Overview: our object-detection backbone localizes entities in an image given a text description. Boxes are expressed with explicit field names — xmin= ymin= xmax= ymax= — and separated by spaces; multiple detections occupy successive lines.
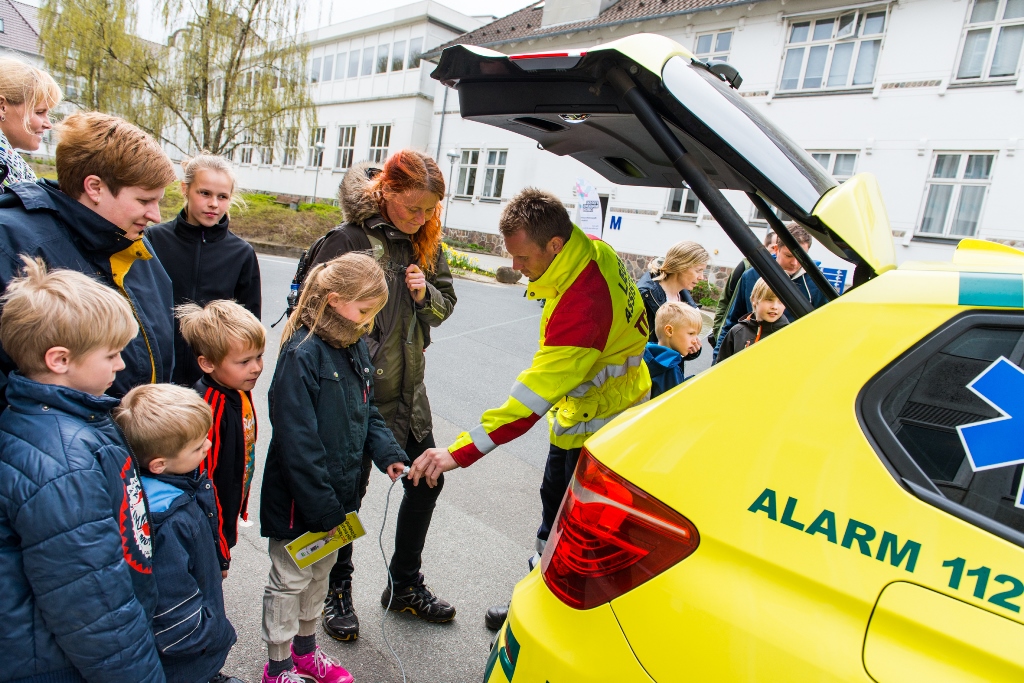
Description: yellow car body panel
xmin=813 ymin=174 xmax=898 ymax=276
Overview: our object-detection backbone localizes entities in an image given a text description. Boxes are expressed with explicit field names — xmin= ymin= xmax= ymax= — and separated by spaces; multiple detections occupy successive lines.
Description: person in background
xmin=148 ymin=154 xmax=261 ymax=386
xmin=116 ymin=384 xmax=243 ymax=683
xmin=714 ymin=278 xmax=788 ymax=364
xmin=709 ymin=230 xmax=777 ymax=347
xmin=644 ymin=301 xmax=704 ymax=398
xmin=177 ymin=299 xmax=265 ymax=577
xmin=0 ymin=58 xmax=61 ymax=187
xmin=0 ymin=111 xmax=177 ymax=403
xmin=636 ymin=240 xmax=709 ymax=345
xmin=0 ymin=258 xmax=163 ymax=683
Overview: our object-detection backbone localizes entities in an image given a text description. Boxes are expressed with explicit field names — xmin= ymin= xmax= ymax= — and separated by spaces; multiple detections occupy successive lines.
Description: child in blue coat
xmin=644 ymin=301 xmax=704 ymax=398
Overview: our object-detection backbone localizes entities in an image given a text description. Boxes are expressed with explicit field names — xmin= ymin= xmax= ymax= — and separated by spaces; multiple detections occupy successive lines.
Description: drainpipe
xmin=434 ymin=86 xmax=449 ymax=162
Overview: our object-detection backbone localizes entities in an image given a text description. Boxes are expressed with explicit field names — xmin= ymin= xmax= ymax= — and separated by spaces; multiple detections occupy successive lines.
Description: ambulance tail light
xmin=541 ymin=448 xmax=699 ymax=610
xmin=509 ymin=51 xmax=585 ymax=71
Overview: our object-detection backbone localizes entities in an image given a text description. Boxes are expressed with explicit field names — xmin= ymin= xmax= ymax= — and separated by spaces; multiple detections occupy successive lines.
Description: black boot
xmin=381 ymin=574 xmax=456 ymax=623
xmin=485 ymin=604 xmax=509 ymax=631
xmin=322 ymin=580 xmax=359 ymax=641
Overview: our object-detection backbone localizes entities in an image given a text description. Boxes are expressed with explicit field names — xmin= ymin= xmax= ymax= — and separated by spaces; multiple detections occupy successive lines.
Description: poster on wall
xmin=575 ymin=178 xmax=603 ymax=238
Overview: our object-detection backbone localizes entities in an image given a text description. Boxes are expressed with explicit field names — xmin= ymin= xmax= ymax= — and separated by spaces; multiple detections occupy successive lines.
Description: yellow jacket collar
xmin=109 ymin=240 xmax=154 ymax=289
xmin=526 ymin=225 xmax=596 ymax=300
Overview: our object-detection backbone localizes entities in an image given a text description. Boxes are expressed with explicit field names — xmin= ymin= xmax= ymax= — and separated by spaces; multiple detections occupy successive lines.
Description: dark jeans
xmin=536 ymin=444 xmax=582 ymax=542
xmin=329 ymin=431 xmax=444 ymax=589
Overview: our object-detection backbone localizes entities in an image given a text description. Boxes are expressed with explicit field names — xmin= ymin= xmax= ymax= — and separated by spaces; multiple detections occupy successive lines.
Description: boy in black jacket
xmin=178 ymin=300 xmax=265 ymax=575
xmin=116 ymin=383 xmax=241 ymax=683
xmin=715 ymin=278 xmax=789 ymax=364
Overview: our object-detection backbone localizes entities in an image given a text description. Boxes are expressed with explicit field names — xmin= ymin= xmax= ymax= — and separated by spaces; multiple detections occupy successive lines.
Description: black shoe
xmin=210 ymin=673 xmax=246 ymax=683
xmin=322 ymin=580 xmax=359 ymax=641
xmin=381 ymin=575 xmax=456 ymax=623
xmin=485 ymin=603 xmax=509 ymax=631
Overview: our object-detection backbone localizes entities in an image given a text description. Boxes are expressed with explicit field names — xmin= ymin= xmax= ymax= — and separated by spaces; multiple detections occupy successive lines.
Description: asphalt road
xmin=221 ymin=254 xmax=715 ymax=683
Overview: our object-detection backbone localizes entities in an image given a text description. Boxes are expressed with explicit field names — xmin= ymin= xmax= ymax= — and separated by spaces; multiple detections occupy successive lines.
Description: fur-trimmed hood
xmin=338 ymin=161 xmax=384 ymax=224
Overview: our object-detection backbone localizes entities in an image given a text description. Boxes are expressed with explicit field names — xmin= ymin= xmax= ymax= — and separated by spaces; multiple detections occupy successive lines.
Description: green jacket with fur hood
xmin=309 ymin=162 xmax=457 ymax=446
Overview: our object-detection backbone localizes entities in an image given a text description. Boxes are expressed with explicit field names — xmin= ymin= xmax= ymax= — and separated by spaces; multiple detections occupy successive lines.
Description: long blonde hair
xmin=0 ymin=58 xmax=62 ymax=134
xmin=281 ymin=253 xmax=388 ymax=344
xmin=651 ymin=241 xmax=709 ymax=281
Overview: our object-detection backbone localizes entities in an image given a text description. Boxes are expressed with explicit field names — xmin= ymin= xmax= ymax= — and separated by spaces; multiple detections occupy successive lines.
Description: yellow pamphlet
xmin=284 ymin=512 xmax=366 ymax=569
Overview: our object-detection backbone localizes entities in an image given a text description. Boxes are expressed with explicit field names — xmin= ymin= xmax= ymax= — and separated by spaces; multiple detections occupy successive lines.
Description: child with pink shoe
xmin=259 ymin=253 xmax=408 ymax=683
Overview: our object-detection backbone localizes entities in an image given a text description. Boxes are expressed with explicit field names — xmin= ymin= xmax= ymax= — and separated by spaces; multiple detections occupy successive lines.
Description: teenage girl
xmin=259 ymin=252 xmax=408 ymax=683
xmin=147 ymin=153 xmax=262 ymax=385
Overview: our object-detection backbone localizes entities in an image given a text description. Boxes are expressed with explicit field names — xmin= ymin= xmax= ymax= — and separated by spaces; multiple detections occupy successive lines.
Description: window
xmin=368 ymin=124 xmax=391 ymax=163
xmin=408 ymin=37 xmax=424 ymax=68
xmin=322 ymin=54 xmax=334 ymax=81
xmin=239 ymin=133 xmax=254 ymax=165
xmin=482 ymin=150 xmax=507 ymax=198
xmin=861 ymin=315 xmax=1024 ymax=545
xmin=376 ymin=45 xmax=390 ymax=74
xmin=348 ymin=51 xmax=360 ymax=78
xmin=308 ymin=127 xmax=326 ymax=167
xmin=918 ymin=153 xmax=995 ymax=237
xmin=361 ymin=47 xmax=374 ymax=76
xmin=283 ymin=128 xmax=299 ymax=166
xmin=259 ymin=146 xmax=273 ymax=165
xmin=310 ymin=57 xmax=321 ymax=83
xmin=336 ymin=126 xmax=356 ymax=169
xmin=955 ymin=0 xmax=1024 ymax=81
xmin=695 ymin=30 xmax=733 ymax=63
xmin=666 ymin=187 xmax=700 ymax=215
xmin=456 ymin=149 xmax=479 ymax=195
xmin=779 ymin=9 xmax=887 ymax=91
xmin=811 ymin=151 xmax=858 ymax=181
xmin=0 ymin=18 xmax=5 ymax=32
xmin=335 ymin=53 xmax=346 ymax=80
xmin=392 ymin=41 xmax=406 ymax=71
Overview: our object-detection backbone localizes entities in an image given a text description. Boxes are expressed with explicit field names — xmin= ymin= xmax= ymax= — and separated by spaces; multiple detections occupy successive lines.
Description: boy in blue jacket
xmin=644 ymin=301 xmax=704 ymax=398
xmin=0 ymin=257 xmax=164 ymax=683
xmin=115 ymin=383 xmax=241 ymax=683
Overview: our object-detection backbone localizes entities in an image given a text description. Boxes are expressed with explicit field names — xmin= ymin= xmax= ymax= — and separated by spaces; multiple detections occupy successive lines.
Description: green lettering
xmin=841 ymin=519 xmax=876 ymax=556
xmin=875 ymin=532 xmax=921 ymax=573
xmin=805 ymin=509 xmax=838 ymax=544
xmin=748 ymin=488 xmax=777 ymax=521
xmin=780 ymin=497 xmax=805 ymax=531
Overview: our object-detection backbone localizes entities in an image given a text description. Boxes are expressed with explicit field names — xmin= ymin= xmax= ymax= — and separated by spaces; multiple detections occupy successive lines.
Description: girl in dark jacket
xmin=260 ymin=253 xmax=408 ymax=683
xmin=311 ymin=153 xmax=457 ymax=638
xmin=147 ymin=154 xmax=261 ymax=386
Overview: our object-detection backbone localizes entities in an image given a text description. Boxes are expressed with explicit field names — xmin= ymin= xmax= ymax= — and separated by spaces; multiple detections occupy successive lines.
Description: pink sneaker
xmin=291 ymin=645 xmax=354 ymax=683
xmin=262 ymin=663 xmax=307 ymax=683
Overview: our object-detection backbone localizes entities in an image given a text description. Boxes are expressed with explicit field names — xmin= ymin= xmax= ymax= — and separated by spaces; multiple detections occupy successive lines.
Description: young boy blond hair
xmin=177 ymin=299 xmax=265 ymax=573
xmin=116 ymin=383 xmax=239 ymax=683
xmin=644 ymin=301 xmax=704 ymax=398
xmin=0 ymin=257 xmax=164 ymax=682
xmin=715 ymin=278 xmax=788 ymax=364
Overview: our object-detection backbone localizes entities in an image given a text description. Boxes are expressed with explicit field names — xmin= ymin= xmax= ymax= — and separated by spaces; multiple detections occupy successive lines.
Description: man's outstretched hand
xmin=410 ymin=447 xmax=460 ymax=487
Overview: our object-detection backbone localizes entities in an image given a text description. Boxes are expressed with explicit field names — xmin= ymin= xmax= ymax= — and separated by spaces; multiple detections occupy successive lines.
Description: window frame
xmin=456 ymin=149 xmax=480 ymax=197
xmin=376 ymin=44 xmax=390 ymax=74
xmin=665 ymin=187 xmax=700 ymax=216
xmin=322 ymin=53 xmax=334 ymax=81
xmin=335 ymin=125 xmax=356 ymax=170
xmin=283 ymin=128 xmax=300 ymax=167
xmin=310 ymin=56 xmax=322 ymax=84
xmin=777 ymin=5 xmax=890 ymax=94
xmin=694 ymin=29 xmax=733 ymax=63
xmin=916 ymin=151 xmax=996 ymax=239
xmin=408 ymin=37 xmax=424 ymax=69
xmin=392 ymin=40 xmax=406 ymax=71
xmin=953 ymin=0 xmax=1024 ymax=83
xmin=481 ymin=149 xmax=507 ymax=198
xmin=858 ymin=310 xmax=1024 ymax=549
xmin=368 ymin=124 xmax=391 ymax=163
xmin=809 ymin=150 xmax=859 ymax=181
xmin=307 ymin=127 xmax=327 ymax=168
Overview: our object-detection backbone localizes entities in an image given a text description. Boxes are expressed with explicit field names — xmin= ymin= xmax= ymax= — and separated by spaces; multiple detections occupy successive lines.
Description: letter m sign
xmin=609 ymin=215 xmax=622 ymax=230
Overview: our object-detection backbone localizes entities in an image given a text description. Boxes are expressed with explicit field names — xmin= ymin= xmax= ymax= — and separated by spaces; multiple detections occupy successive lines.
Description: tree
xmin=41 ymin=0 xmax=315 ymax=158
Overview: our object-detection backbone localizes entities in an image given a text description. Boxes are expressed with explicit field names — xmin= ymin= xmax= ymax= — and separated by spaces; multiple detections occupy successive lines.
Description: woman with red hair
xmin=309 ymin=150 xmax=457 ymax=638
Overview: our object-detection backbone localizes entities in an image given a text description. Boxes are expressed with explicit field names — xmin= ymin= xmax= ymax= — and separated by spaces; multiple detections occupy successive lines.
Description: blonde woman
xmin=0 ymin=58 xmax=61 ymax=186
xmin=637 ymin=240 xmax=709 ymax=343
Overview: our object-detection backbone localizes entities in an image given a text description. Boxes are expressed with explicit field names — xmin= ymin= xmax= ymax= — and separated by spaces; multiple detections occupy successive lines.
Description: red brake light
xmin=508 ymin=51 xmax=586 ymax=71
xmin=541 ymin=448 xmax=699 ymax=610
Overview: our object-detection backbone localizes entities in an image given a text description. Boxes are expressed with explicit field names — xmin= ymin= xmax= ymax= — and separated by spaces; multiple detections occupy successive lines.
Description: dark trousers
xmin=329 ymin=431 xmax=444 ymax=589
xmin=536 ymin=444 xmax=582 ymax=542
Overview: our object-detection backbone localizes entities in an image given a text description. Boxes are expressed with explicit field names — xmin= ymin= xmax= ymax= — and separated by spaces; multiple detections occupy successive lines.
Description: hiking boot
xmin=322 ymin=580 xmax=359 ymax=641
xmin=210 ymin=673 xmax=247 ymax=683
xmin=381 ymin=574 xmax=456 ymax=623
xmin=261 ymin=664 xmax=305 ymax=683
xmin=485 ymin=604 xmax=509 ymax=631
xmin=291 ymin=646 xmax=353 ymax=683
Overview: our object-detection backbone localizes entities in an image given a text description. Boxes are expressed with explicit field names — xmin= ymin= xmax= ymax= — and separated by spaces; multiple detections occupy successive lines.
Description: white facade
xmin=424 ymin=0 xmax=1024 ymax=276
xmin=232 ymin=2 xmax=485 ymax=202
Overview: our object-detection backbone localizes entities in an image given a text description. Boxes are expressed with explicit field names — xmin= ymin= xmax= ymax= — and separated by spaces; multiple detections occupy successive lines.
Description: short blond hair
xmin=56 ymin=112 xmax=176 ymax=200
xmin=177 ymin=300 xmax=265 ymax=364
xmin=0 ymin=257 xmax=137 ymax=375
xmin=0 ymin=58 xmax=62 ymax=134
xmin=652 ymin=241 xmax=710 ymax=281
xmin=114 ymin=384 xmax=212 ymax=468
xmin=655 ymin=301 xmax=702 ymax=340
xmin=750 ymin=278 xmax=779 ymax=305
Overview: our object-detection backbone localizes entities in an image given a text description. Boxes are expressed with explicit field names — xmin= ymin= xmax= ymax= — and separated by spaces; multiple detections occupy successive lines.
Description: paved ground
xmin=221 ymin=255 xmax=714 ymax=683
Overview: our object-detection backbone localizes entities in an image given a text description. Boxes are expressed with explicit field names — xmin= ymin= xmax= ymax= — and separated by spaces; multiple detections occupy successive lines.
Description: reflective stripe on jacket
xmin=449 ymin=225 xmax=651 ymax=466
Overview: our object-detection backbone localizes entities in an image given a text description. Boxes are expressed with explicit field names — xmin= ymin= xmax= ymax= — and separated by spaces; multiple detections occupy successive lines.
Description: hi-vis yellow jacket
xmin=448 ymin=225 xmax=652 ymax=466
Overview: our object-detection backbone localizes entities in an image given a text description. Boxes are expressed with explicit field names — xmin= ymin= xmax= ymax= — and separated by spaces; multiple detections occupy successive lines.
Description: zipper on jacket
xmin=190 ymin=234 xmax=203 ymax=302
xmin=289 ymin=500 xmax=295 ymax=529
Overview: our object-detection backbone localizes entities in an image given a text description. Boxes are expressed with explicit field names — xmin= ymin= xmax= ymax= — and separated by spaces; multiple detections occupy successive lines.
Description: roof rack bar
xmin=748 ymin=192 xmax=839 ymax=301
xmin=606 ymin=67 xmax=813 ymax=319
